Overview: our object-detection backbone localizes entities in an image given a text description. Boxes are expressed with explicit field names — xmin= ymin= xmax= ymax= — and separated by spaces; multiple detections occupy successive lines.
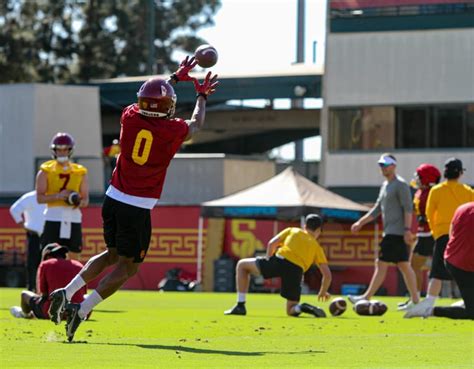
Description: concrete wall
xmin=0 ymin=85 xmax=36 ymax=192
xmin=321 ymin=28 xmax=474 ymax=188
xmin=325 ymin=29 xmax=474 ymax=106
xmin=160 ymin=155 xmax=275 ymax=204
xmin=324 ymin=151 xmax=474 ymax=187
xmin=0 ymin=84 xmax=104 ymax=195
xmin=223 ymin=160 xmax=275 ymax=195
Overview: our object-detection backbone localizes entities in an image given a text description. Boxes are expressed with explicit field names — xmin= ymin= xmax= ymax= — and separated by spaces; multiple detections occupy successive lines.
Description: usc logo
xmin=230 ymin=220 xmax=264 ymax=259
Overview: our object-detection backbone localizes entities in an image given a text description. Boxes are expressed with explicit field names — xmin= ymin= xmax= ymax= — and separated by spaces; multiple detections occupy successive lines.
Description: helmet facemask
xmin=50 ymin=133 xmax=75 ymax=162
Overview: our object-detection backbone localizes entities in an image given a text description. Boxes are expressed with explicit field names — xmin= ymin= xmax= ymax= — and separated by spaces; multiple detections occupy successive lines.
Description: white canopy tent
xmin=196 ymin=167 xmax=370 ymax=282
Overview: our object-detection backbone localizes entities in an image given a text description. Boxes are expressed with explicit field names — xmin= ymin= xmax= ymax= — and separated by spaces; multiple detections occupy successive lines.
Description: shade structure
xmin=201 ymin=166 xmax=369 ymax=221
xmin=197 ymin=167 xmax=370 ymax=284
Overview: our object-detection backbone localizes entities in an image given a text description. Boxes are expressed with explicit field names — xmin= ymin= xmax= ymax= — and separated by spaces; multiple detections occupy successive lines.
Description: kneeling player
xmin=224 ymin=214 xmax=331 ymax=317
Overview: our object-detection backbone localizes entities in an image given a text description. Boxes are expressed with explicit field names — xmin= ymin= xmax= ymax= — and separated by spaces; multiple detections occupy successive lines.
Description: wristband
xmin=404 ymin=227 xmax=411 ymax=231
xmin=196 ymin=92 xmax=207 ymax=100
xmin=170 ymin=73 xmax=179 ymax=83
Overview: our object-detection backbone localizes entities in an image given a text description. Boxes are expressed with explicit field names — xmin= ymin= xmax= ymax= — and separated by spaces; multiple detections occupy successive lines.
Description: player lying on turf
xmin=225 ymin=214 xmax=331 ymax=317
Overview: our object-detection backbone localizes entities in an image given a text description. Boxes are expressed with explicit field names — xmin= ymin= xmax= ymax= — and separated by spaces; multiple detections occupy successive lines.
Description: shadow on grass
xmin=70 ymin=341 xmax=326 ymax=356
xmin=92 ymin=309 xmax=126 ymax=314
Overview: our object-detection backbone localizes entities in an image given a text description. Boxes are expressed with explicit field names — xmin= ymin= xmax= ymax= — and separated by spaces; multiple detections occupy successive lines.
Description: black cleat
xmin=300 ymin=303 xmax=327 ymax=318
xmin=224 ymin=303 xmax=247 ymax=316
xmin=65 ymin=303 xmax=84 ymax=342
xmin=49 ymin=289 xmax=67 ymax=325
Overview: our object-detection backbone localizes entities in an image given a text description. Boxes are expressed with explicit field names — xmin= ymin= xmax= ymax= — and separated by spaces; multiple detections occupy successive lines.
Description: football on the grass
xmin=354 ymin=300 xmax=388 ymax=316
xmin=194 ymin=44 xmax=218 ymax=68
xmin=329 ymin=298 xmax=347 ymax=316
xmin=371 ymin=300 xmax=388 ymax=316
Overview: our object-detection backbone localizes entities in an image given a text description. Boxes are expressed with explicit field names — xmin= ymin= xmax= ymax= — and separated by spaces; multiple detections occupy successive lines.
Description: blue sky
xmin=196 ymin=0 xmax=327 ymax=161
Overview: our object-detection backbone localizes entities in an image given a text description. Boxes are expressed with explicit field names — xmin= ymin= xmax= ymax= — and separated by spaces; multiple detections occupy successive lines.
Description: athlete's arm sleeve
xmin=275 ymin=228 xmax=291 ymax=243
xmin=425 ymin=188 xmax=437 ymax=229
xmin=37 ymin=263 xmax=47 ymax=296
xmin=9 ymin=196 xmax=26 ymax=224
xmin=399 ymin=183 xmax=413 ymax=212
xmin=367 ymin=187 xmax=383 ymax=219
xmin=313 ymin=245 xmax=328 ymax=265
xmin=266 ymin=228 xmax=290 ymax=257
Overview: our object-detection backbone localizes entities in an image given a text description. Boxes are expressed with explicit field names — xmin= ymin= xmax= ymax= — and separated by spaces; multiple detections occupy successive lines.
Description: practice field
xmin=0 ymin=288 xmax=472 ymax=368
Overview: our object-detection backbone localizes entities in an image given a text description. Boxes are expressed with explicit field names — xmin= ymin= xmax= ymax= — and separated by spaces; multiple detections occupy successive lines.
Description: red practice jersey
xmin=37 ymin=258 xmax=87 ymax=317
xmin=413 ymin=187 xmax=431 ymax=233
xmin=445 ymin=202 xmax=474 ymax=272
xmin=110 ymin=104 xmax=189 ymax=198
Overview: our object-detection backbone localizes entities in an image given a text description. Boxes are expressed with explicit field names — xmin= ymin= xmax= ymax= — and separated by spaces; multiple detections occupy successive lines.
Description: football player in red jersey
xmin=49 ymin=56 xmax=218 ymax=341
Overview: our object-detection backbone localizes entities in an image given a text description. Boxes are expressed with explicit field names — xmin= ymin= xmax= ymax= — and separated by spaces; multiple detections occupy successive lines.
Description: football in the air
xmin=67 ymin=192 xmax=81 ymax=206
xmin=353 ymin=299 xmax=388 ymax=316
xmin=329 ymin=297 xmax=347 ymax=316
xmin=194 ymin=44 xmax=218 ymax=68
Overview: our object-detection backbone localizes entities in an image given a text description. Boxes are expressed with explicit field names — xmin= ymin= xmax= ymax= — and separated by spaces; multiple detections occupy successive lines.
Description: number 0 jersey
xmin=110 ymin=104 xmax=189 ymax=201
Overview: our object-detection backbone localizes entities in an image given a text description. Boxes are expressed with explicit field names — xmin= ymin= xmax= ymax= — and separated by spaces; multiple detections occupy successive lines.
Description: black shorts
xmin=256 ymin=255 xmax=303 ymax=301
xmin=29 ymin=296 xmax=48 ymax=319
xmin=378 ymin=235 xmax=409 ymax=263
xmin=429 ymin=235 xmax=452 ymax=280
xmin=102 ymin=196 xmax=151 ymax=263
xmin=413 ymin=235 xmax=435 ymax=257
xmin=40 ymin=221 xmax=83 ymax=253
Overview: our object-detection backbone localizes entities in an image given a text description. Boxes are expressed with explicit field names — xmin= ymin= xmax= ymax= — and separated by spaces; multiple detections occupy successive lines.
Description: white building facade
xmin=321 ymin=0 xmax=474 ymax=201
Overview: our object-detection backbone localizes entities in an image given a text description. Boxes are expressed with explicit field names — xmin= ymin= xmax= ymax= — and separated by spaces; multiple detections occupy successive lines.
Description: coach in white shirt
xmin=9 ymin=191 xmax=46 ymax=291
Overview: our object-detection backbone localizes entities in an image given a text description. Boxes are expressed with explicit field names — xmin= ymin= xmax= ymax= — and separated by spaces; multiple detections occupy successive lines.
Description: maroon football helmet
xmin=415 ymin=164 xmax=441 ymax=187
xmin=50 ymin=132 xmax=75 ymax=160
xmin=137 ymin=78 xmax=177 ymax=118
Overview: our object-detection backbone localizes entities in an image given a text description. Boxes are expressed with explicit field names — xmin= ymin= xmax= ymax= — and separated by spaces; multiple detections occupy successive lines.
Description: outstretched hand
xmin=173 ymin=56 xmax=198 ymax=82
xmin=318 ymin=291 xmax=331 ymax=302
xmin=193 ymin=71 xmax=219 ymax=98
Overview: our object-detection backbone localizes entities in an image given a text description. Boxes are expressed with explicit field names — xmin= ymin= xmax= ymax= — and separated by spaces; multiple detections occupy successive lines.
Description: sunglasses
xmin=378 ymin=163 xmax=393 ymax=168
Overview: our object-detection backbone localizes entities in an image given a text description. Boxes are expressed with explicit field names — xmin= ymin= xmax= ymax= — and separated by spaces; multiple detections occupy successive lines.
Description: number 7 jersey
xmin=110 ymin=104 xmax=189 ymax=199
xmin=40 ymin=160 xmax=87 ymax=208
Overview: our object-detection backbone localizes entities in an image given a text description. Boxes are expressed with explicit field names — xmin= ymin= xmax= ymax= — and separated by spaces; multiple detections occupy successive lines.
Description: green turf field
xmin=0 ymin=288 xmax=472 ymax=368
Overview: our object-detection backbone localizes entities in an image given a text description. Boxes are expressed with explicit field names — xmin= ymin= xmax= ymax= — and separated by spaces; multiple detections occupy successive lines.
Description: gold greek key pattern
xmin=0 ymin=227 xmax=206 ymax=264
xmin=0 ymin=229 xmax=26 ymax=253
xmin=320 ymin=230 xmax=378 ymax=267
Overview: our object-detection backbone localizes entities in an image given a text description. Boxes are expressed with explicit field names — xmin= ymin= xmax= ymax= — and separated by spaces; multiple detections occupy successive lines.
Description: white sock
xmin=64 ymin=275 xmax=86 ymax=301
xmin=425 ymin=295 xmax=437 ymax=305
xmin=294 ymin=305 xmax=302 ymax=314
xmin=237 ymin=293 xmax=246 ymax=303
xmin=78 ymin=290 xmax=103 ymax=319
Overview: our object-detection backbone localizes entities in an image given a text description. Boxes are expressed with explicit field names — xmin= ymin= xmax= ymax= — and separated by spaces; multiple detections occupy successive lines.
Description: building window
xmin=434 ymin=106 xmax=464 ymax=147
xmin=329 ymin=107 xmax=395 ymax=150
xmin=329 ymin=104 xmax=474 ymax=151
xmin=397 ymin=107 xmax=429 ymax=148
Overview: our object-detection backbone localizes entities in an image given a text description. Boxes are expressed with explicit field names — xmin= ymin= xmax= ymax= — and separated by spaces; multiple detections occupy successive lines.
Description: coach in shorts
xmin=349 ymin=153 xmax=420 ymax=308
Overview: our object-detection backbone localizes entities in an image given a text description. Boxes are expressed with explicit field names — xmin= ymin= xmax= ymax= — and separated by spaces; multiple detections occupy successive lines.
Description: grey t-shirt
xmin=368 ymin=175 xmax=413 ymax=236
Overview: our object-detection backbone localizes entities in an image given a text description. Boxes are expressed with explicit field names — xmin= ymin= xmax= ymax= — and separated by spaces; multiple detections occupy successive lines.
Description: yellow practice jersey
xmin=275 ymin=227 xmax=328 ymax=272
xmin=40 ymin=160 xmax=87 ymax=207
xmin=426 ymin=180 xmax=474 ymax=239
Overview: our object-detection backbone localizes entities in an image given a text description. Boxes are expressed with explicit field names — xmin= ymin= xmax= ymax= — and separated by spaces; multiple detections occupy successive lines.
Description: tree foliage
xmin=0 ymin=0 xmax=221 ymax=83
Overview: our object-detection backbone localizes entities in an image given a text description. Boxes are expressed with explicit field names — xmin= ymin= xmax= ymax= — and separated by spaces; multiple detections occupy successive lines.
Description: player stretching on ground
xmin=49 ymin=57 xmax=218 ymax=341
xmin=225 ymin=214 xmax=331 ymax=318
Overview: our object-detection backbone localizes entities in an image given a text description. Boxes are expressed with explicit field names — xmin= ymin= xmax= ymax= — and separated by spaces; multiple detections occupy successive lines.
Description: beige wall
xmin=321 ymin=28 xmax=474 ymax=188
xmin=326 ymin=29 xmax=474 ymax=106
xmin=324 ymin=151 xmax=474 ymax=187
xmin=0 ymin=84 xmax=104 ymax=195
xmin=160 ymin=155 xmax=276 ymax=204
xmin=223 ymin=160 xmax=275 ymax=195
